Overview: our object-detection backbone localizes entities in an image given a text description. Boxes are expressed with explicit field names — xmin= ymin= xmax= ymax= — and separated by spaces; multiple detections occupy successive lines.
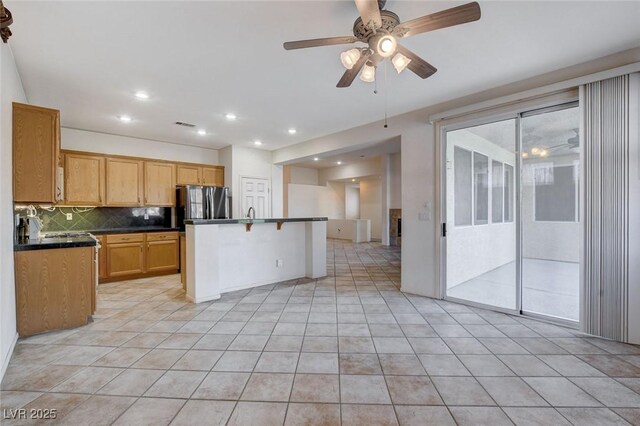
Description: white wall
xmin=288 ymin=181 xmax=345 ymax=219
xmin=360 ymin=178 xmax=382 ymax=240
xmin=327 ymin=219 xmax=371 ymax=242
xmin=345 ymin=185 xmax=360 ymax=220
xmin=289 ymin=166 xmax=318 ymax=185
xmin=389 ymin=153 xmax=402 ymax=209
xmin=1 ymin=43 xmax=27 ymax=379
xmin=446 ymin=129 xmax=517 ymax=287
xmin=62 ymin=128 xmax=219 ymax=164
xmin=318 ymin=157 xmax=382 ymax=184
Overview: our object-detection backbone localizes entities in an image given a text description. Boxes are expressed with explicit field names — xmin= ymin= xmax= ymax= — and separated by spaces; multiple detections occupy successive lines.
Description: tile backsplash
xmin=15 ymin=206 xmax=172 ymax=232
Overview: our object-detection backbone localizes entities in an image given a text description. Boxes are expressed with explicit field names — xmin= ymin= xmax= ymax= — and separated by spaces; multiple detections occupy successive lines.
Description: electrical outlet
xmin=144 ymin=213 xmax=149 ymax=220
xmin=65 ymin=213 xmax=73 ymax=221
xmin=276 ymin=259 xmax=283 ymax=268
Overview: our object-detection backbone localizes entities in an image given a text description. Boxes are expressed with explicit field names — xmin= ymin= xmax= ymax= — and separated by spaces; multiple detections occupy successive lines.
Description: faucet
xmin=247 ymin=207 xmax=255 ymax=220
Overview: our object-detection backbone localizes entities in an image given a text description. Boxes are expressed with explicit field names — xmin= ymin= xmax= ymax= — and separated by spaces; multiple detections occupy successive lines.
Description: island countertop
xmin=184 ymin=217 xmax=328 ymax=225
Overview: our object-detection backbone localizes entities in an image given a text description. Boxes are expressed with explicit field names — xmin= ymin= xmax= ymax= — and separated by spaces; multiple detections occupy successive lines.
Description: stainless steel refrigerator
xmin=177 ymin=185 xmax=231 ymax=228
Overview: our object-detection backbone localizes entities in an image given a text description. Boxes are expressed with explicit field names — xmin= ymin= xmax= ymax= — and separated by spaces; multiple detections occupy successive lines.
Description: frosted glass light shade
xmin=340 ymin=48 xmax=361 ymax=69
xmin=392 ymin=53 xmax=411 ymax=74
xmin=359 ymin=64 xmax=375 ymax=82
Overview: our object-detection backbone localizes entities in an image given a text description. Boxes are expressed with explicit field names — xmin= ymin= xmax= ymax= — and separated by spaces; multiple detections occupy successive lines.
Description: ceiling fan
xmin=283 ymin=0 xmax=481 ymax=88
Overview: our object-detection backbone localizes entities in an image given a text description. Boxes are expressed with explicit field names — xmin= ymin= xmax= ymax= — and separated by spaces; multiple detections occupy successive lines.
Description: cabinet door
xmin=145 ymin=162 xmax=176 ymax=206
xmin=202 ymin=167 xmax=224 ymax=186
xmin=106 ymin=158 xmax=144 ymax=206
xmin=97 ymin=236 xmax=107 ymax=281
xmin=176 ymin=165 xmax=201 ymax=185
xmin=107 ymin=242 xmax=145 ymax=277
xmin=15 ymin=247 xmax=93 ymax=337
xmin=147 ymin=240 xmax=179 ymax=273
xmin=13 ymin=103 xmax=60 ymax=203
xmin=65 ymin=153 xmax=105 ymax=205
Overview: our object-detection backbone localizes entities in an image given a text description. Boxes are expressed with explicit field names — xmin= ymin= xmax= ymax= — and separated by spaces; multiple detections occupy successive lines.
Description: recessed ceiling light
xmin=134 ymin=91 xmax=149 ymax=100
xmin=254 ymin=140 xmax=262 ymax=146
xmin=351 ymin=178 xmax=356 ymax=182
xmin=337 ymin=161 xmax=342 ymax=165
xmin=118 ymin=115 xmax=132 ymax=123
xmin=288 ymin=128 xmax=297 ymax=135
xmin=313 ymin=157 xmax=319 ymax=161
xmin=197 ymin=129 xmax=207 ymax=136
xmin=225 ymin=113 xmax=237 ymax=120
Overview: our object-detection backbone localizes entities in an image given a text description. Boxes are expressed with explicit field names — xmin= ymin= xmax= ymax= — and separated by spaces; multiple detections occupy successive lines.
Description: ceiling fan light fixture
xmin=359 ymin=64 xmax=376 ymax=83
xmin=392 ymin=53 xmax=411 ymax=74
xmin=340 ymin=48 xmax=361 ymax=69
xmin=373 ymin=34 xmax=397 ymax=58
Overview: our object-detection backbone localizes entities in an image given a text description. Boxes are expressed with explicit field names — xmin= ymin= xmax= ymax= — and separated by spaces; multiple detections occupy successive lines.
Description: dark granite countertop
xmin=88 ymin=227 xmax=180 ymax=235
xmin=184 ymin=217 xmax=328 ymax=225
xmin=14 ymin=236 xmax=98 ymax=252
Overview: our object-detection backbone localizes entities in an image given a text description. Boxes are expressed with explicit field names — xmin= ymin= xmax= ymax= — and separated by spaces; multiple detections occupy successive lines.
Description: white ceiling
xmin=8 ymin=1 xmax=640 ymax=151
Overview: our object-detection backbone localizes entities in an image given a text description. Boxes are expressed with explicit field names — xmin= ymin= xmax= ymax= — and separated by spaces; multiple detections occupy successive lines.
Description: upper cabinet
xmin=176 ymin=164 xmax=201 ymax=185
xmin=145 ymin=161 xmax=175 ymax=206
xmin=202 ymin=166 xmax=224 ymax=186
xmin=64 ymin=153 xmax=105 ymax=205
xmin=105 ymin=158 xmax=144 ymax=206
xmin=177 ymin=164 xmax=224 ymax=186
xmin=13 ymin=103 xmax=61 ymax=203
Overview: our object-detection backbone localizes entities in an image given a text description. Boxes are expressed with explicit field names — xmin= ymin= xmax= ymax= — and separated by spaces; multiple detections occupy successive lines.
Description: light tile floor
xmin=2 ymin=240 xmax=640 ymax=425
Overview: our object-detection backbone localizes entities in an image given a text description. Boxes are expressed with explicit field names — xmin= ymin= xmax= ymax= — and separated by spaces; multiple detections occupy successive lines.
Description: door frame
xmin=436 ymin=101 xmax=581 ymax=327
xmin=239 ymin=175 xmax=271 ymax=218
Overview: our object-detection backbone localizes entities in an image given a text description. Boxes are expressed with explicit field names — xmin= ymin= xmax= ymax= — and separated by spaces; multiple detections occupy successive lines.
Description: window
xmin=474 ymin=152 xmax=489 ymax=225
xmin=492 ymin=160 xmax=504 ymax=223
xmin=504 ymin=164 xmax=514 ymax=222
xmin=533 ymin=164 xmax=578 ymax=222
xmin=454 ymin=147 xmax=472 ymax=226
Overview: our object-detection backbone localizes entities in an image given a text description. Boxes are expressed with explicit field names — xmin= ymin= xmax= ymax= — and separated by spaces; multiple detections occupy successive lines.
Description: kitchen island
xmin=184 ymin=217 xmax=327 ymax=303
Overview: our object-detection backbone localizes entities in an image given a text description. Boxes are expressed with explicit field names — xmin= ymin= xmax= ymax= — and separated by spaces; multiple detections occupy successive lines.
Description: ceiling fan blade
xmin=394 ymin=2 xmax=481 ymax=38
xmin=354 ymin=0 xmax=382 ymax=30
xmin=337 ymin=51 xmax=372 ymax=88
xmin=283 ymin=36 xmax=357 ymax=50
xmin=396 ymin=45 xmax=437 ymax=79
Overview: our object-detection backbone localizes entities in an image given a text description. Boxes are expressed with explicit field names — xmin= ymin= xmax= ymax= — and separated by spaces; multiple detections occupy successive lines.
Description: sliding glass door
xmin=443 ymin=103 xmax=581 ymax=323
xmin=445 ymin=119 xmax=518 ymax=311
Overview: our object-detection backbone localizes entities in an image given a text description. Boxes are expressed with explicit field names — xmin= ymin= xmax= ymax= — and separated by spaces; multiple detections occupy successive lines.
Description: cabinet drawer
xmin=146 ymin=232 xmax=178 ymax=242
xmin=106 ymin=233 xmax=144 ymax=244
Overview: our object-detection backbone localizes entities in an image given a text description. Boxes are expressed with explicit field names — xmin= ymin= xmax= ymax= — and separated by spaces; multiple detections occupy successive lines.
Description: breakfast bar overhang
xmin=184 ymin=217 xmax=327 ymax=303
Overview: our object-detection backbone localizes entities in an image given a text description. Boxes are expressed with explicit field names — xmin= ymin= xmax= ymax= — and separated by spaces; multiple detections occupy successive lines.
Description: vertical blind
xmin=582 ymin=74 xmax=630 ymax=342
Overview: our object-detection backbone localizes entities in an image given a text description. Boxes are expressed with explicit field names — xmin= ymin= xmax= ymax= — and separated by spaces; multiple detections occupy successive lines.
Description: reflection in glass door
xmin=445 ymin=119 xmax=517 ymax=311
xmin=521 ymin=105 xmax=580 ymax=322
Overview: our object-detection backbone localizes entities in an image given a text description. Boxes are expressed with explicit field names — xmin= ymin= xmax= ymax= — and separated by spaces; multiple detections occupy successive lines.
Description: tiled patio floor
xmin=2 ymin=240 xmax=640 ymax=425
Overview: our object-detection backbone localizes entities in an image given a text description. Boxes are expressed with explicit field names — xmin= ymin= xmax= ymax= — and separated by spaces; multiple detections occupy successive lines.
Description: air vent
xmin=175 ymin=121 xmax=196 ymax=128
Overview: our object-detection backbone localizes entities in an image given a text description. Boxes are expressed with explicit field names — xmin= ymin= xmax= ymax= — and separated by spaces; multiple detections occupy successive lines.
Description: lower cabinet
xmin=97 ymin=235 xmax=108 ymax=280
xmin=15 ymin=246 xmax=95 ymax=337
xmin=100 ymin=231 xmax=179 ymax=282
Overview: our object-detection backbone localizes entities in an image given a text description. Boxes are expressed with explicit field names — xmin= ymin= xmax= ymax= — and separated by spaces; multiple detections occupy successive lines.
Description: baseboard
xmin=1 ymin=332 xmax=19 ymax=382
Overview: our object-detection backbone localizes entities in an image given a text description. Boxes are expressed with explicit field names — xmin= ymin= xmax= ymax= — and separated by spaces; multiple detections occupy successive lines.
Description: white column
xmin=305 ymin=221 xmax=327 ymax=278
xmin=186 ymin=224 xmax=222 ymax=303
xmin=381 ymin=154 xmax=391 ymax=246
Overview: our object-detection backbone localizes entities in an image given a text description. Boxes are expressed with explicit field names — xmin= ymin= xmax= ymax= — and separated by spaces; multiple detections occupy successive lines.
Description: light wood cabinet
xmin=147 ymin=236 xmax=179 ymax=273
xmin=176 ymin=164 xmax=202 ymax=185
xmin=97 ymin=235 xmax=107 ymax=280
xmin=107 ymin=241 xmax=145 ymax=277
xmin=64 ymin=153 xmax=105 ymax=205
xmin=15 ymin=246 xmax=94 ymax=337
xmin=202 ymin=167 xmax=224 ymax=186
xmin=13 ymin=103 xmax=61 ymax=203
xmin=145 ymin=161 xmax=175 ymax=206
xmin=106 ymin=158 xmax=144 ymax=206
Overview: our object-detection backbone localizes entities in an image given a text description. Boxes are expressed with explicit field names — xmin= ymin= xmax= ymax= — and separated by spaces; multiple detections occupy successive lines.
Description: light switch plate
xmin=66 ymin=213 xmax=73 ymax=221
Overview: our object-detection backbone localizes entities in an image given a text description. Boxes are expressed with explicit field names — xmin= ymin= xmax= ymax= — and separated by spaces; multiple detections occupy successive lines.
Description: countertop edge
xmin=184 ymin=217 xmax=328 ymax=225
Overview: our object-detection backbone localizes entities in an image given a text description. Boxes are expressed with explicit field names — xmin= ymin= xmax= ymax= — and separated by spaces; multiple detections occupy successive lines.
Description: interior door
xmin=444 ymin=118 xmax=518 ymax=311
xmin=241 ymin=177 xmax=270 ymax=218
